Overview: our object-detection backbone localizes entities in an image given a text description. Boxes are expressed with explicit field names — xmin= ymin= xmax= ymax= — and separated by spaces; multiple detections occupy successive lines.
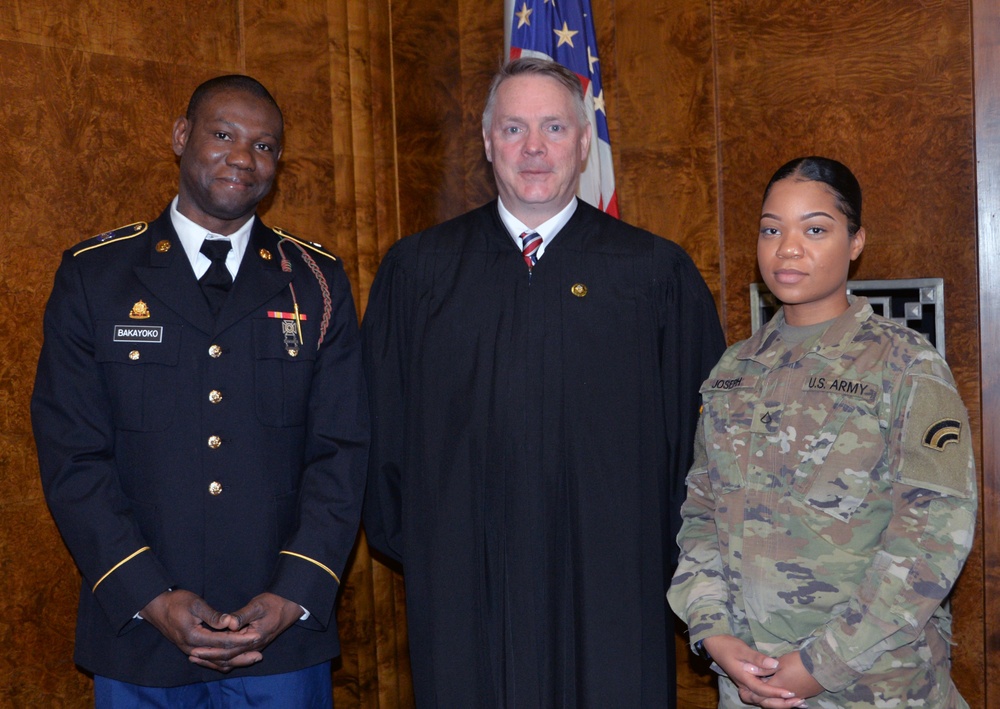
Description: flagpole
xmin=504 ymin=0 xmax=514 ymax=58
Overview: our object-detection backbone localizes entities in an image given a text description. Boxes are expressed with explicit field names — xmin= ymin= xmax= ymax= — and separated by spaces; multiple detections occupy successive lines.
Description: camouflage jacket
xmin=668 ymin=297 xmax=976 ymax=705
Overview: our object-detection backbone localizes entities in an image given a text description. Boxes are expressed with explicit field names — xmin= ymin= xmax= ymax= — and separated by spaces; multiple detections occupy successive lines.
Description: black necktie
xmin=199 ymin=239 xmax=233 ymax=316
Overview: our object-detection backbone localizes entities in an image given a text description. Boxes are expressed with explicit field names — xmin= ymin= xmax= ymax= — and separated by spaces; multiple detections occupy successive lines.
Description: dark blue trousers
xmin=94 ymin=662 xmax=332 ymax=708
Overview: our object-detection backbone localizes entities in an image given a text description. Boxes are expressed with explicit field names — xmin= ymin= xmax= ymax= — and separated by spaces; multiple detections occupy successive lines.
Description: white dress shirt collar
xmin=169 ymin=196 xmax=254 ymax=280
xmin=497 ymin=197 xmax=578 ymax=260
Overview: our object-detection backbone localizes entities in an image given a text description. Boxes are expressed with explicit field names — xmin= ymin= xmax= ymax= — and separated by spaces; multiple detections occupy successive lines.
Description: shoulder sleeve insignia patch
xmin=271 ymin=226 xmax=338 ymax=261
xmin=922 ymin=418 xmax=962 ymax=451
xmin=73 ymin=221 xmax=148 ymax=257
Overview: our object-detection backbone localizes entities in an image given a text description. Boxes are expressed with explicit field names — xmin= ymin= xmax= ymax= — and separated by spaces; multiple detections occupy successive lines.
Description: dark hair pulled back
xmin=763 ymin=156 xmax=862 ymax=236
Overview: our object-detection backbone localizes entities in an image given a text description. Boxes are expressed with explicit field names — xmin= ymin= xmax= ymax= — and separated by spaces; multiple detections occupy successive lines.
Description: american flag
xmin=508 ymin=0 xmax=619 ymax=217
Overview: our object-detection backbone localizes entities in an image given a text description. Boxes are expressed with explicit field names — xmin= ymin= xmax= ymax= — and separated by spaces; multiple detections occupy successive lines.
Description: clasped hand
xmin=702 ymin=635 xmax=823 ymax=708
xmin=139 ymin=589 xmax=303 ymax=672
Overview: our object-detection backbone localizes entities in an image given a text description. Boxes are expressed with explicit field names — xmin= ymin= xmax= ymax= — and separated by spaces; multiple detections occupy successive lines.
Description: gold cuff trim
xmin=279 ymin=550 xmax=340 ymax=584
xmin=92 ymin=546 xmax=150 ymax=593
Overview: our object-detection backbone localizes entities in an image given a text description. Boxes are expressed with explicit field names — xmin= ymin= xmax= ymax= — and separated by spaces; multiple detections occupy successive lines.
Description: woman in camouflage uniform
xmin=668 ymin=157 xmax=976 ymax=708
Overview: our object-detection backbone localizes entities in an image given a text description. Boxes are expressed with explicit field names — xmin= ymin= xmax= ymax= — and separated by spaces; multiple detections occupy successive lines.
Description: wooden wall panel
xmin=608 ymin=0 xmax=723 ymax=306
xmin=326 ymin=0 xmax=398 ymax=308
xmin=0 ymin=48 xmax=191 ymax=240
xmin=457 ymin=2 xmax=507 ymax=212
xmin=974 ymin=0 xmax=1000 ymax=706
xmin=0 ymin=1 xmax=240 ymax=65
xmin=390 ymin=0 xmax=467 ymax=234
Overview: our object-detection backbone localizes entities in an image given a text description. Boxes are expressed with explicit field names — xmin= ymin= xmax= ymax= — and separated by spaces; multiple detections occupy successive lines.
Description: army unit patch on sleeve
xmin=922 ymin=418 xmax=962 ymax=451
xmin=898 ymin=374 xmax=973 ymax=496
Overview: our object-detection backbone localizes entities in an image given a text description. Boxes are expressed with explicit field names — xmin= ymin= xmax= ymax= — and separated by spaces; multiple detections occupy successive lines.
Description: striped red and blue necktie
xmin=520 ymin=231 xmax=542 ymax=271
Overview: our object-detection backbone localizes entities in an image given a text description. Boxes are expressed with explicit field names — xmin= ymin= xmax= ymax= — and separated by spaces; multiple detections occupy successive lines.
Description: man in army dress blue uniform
xmin=31 ymin=75 xmax=368 ymax=707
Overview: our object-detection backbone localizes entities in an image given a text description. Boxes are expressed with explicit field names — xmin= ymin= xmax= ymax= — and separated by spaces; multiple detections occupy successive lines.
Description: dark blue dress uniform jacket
xmin=31 ymin=208 xmax=369 ymax=687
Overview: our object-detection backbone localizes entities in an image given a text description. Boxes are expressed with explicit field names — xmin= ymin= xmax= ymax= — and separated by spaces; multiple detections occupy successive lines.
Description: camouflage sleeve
xmin=668 ymin=416 xmax=735 ymax=649
xmin=801 ymin=353 xmax=977 ymax=691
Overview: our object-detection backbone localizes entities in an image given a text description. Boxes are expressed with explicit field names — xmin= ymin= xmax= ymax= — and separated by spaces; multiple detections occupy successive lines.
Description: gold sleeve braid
xmin=91 ymin=546 xmax=151 ymax=593
xmin=278 ymin=550 xmax=341 ymax=584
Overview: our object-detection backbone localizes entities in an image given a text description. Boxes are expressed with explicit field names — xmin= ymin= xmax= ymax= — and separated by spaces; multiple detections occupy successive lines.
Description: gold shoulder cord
xmin=274 ymin=228 xmax=336 ymax=350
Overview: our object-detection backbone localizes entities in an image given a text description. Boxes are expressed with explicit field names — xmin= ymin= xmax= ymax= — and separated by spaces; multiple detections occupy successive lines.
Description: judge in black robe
xmin=362 ymin=58 xmax=725 ymax=707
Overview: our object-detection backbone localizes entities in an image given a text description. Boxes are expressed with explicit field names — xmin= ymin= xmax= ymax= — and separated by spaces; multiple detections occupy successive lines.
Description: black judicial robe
xmin=362 ymin=200 xmax=725 ymax=707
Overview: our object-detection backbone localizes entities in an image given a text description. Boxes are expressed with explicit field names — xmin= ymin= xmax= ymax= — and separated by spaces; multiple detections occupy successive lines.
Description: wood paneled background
xmin=974 ymin=0 xmax=1000 ymax=700
xmin=0 ymin=0 xmax=988 ymax=706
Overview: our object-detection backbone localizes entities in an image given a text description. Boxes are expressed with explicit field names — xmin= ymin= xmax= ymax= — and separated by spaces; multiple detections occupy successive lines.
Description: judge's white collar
xmin=498 ymin=197 xmax=578 ymax=259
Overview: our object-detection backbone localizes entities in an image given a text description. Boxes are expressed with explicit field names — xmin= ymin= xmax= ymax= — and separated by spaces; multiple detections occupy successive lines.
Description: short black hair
xmin=186 ymin=75 xmax=284 ymax=134
xmin=763 ymin=156 xmax=863 ymax=236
